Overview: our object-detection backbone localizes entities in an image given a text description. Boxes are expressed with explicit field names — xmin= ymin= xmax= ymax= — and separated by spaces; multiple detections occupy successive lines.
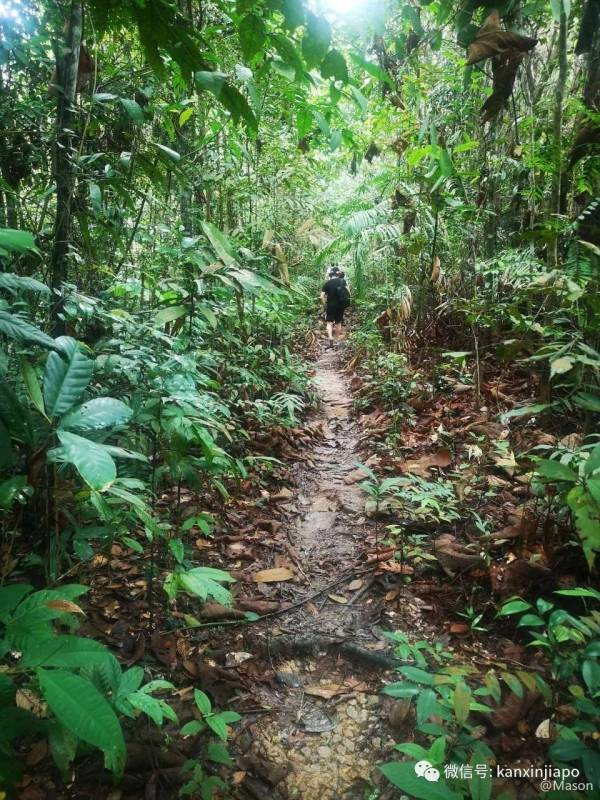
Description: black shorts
xmin=326 ymin=306 xmax=345 ymax=324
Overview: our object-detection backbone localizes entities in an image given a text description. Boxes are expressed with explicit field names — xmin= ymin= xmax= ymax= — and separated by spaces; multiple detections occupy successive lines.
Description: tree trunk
xmin=548 ymin=7 xmax=568 ymax=267
xmin=49 ymin=1 xmax=83 ymax=336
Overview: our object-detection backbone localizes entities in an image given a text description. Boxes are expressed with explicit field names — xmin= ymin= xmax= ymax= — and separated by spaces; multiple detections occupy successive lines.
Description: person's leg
xmin=326 ymin=321 xmax=334 ymax=340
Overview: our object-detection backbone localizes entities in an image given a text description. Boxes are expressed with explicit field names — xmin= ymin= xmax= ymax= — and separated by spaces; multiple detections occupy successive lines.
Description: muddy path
xmin=229 ymin=345 xmax=423 ymax=800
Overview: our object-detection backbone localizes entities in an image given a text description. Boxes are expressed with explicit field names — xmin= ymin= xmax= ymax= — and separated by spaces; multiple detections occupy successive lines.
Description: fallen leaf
xmin=304 ymin=683 xmax=345 ymax=700
xmin=199 ymin=603 xmax=246 ymax=621
xmin=46 ymin=599 xmax=84 ymax=615
xmin=535 ymin=718 xmax=551 ymax=739
xmin=347 ymin=579 xmax=364 ymax=591
xmin=327 ymin=593 xmax=347 ymax=604
xmin=377 ymin=561 xmax=414 ymax=574
xmin=400 ymin=448 xmax=452 ymax=476
xmin=237 ymin=598 xmax=281 ymax=614
xmin=449 ymin=622 xmax=470 ymax=635
xmin=25 ymin=740 xmax=48 ymax=767
xmin=272 ymin=488 xmax=294 ymax=500
xmin=253 ymin=567 xmax=294 ymax=583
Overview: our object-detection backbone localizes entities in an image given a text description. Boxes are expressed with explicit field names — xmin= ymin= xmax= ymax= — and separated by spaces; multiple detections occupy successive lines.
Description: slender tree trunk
xmin=49 ymin=1 xmax=83 ymax=335
xmin=548 ymin=7 xmax=568 ymax=267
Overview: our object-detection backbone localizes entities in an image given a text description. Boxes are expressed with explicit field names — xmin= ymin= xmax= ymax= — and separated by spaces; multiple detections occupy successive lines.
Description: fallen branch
xmin=260 ymin=634 xmax=398 ymax=670
xmin=163 ymin=566 xmax=373 ymax=635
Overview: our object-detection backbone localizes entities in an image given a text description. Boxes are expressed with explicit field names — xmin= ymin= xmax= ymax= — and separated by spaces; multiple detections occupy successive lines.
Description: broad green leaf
xmin=117 ymin=666 xmax=145 ymax=698
xmin=43 ymin=338 xmax=93 ymax=419
xmin=0 ymin=272 xmax=49 ymax=293
xmin=153 ymin=142 xmax=181 ymax=163
xmin=497 ymin=599 xmax=531 ymax=616
xmin=120 ymin=97 xmax=145 ymax=124
xmin=155 ymin=305 xmax=188 ymax=325
xmin=21 ymin=636 xmax=112 ymax=669
xmin=281 ymin=0 xmax=304 ymax=29
xmin=38 ymin=669 xmax=126 ymax=776
xmin=0 ymin=475 xmax=30 ymax=512
xmin=207 ymin=741 xmax=233 ymax=765
xmin=470 ymin=746 xmax=492 ymax=800
xmin=379 ymin=761 xmax=460 ymax=799
xmin=501 ymin=672 xmax=523 ymax=699
xmin=0 ymin=674 xmax=15 ymax=708
xmin=195 ymin=689 xmax=212 ymax=715
xmin=0 ymin=310 xmax=62 ymax=352
xmin=536 ymin=459 xmax=578 ymax=483
xmin=297 ymin=107 xmax=313 ymax=138
xmin=567 ymin=484 xmax=600 ymax=568
xmin=239 ymin=13 xmax=266 ymax=61
xmin=584 ymin=445 xmax=600 ymax=476
xmin=399 ymin=666 xmax=435 ymax=684
xmin=453 ymin=680 xmax=471 ymax=725
xmin=128 ymin=691 xmax=164 ymax=725
xmin=0 ymin=582 xmax=32 ymax=623
xmin=416 ymin=688 xmax=437 ymax=725
xmin=574 ymin=392 xmax=600 ymax=413
xmin=179 ymin=107 xmax=194 ymax=126
xmin=439 ymin=147 xmax=454 ymax=177
xmin=302 ymin=12 xmax=331 ymax=68
xmin=55 ymin=431 xmax=117 ymax=490
xmin=195 ymin=70 xmax=227 ymax=95
xmin=517 ymin=614 xmax=545 ymax=627
xmin=195 ymin=72 xmax=257 ymax=131
xmin=349 ymin=85 xmax=368 ymax=113
xmin=321 ymin=49 xmax=348 ymax=83
xmin=201 ymin=221 xmax=236 ymax=265
xmin=205 ymin=713 xmax=228 ymax=741
xmin=60 ymin=397 xmax=132 ymax=432
xmin=89 ymin=182 xmax=102 ymax=212
xmin=0 ymin=228 xmax=37 ymax=255
xmin=48 ymin=721 xmax=78 ymax=775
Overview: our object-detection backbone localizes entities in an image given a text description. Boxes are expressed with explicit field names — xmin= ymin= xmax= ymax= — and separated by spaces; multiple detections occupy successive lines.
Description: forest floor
xmin=50 ymin=330 xmax=572 ymax=800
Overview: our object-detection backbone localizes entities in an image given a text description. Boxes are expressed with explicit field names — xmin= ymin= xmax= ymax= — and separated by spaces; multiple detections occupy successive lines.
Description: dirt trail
xmin=237 ymin=345 xmax=397 ymax=800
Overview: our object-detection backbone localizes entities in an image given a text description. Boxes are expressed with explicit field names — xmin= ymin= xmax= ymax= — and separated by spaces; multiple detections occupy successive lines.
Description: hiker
xmin=320 ymin=266 xmax=350 ymax=344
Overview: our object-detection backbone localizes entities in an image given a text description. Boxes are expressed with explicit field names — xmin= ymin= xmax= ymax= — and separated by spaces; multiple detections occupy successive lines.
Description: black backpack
xmin=336 ymin=280 xmax=350 ymax=308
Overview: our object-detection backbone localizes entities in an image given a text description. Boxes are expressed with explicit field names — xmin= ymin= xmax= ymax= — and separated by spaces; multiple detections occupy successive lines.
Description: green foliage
xmin=496 ymin=591 xmax=600 ymax=788
xmin=533 ymin=444 xmax=600 ymax=567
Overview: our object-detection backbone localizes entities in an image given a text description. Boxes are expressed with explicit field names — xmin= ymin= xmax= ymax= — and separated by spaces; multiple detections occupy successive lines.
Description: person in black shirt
xmin=320 ymin=266 xmax=350 ymax=344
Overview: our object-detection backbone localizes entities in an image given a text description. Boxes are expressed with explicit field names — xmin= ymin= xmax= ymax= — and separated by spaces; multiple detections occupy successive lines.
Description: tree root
xmin=262 ymin=634 xmax=398 ymax=670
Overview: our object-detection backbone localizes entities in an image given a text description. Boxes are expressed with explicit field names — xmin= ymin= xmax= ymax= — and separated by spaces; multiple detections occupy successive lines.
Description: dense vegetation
xmin=1 ymin=0 xmax=599 ymax=796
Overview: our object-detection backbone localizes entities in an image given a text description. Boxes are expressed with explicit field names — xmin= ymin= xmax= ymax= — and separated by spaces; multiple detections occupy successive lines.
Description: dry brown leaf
xmin=327 ymin=593 xmax=347 ymax=604
xmin=237 ymin=598 xmax=281 ymax=614
xmin=46 ymin=599 xmax=84 ymax=615
xmin=347 ymin=579 xmax=364 ymax=591
xmin=253 ymin=567 xmax=294 ymax=583
xmin=467 ymin=12 xmax=537 ymax=65
xmin=377 ymin=561 xmax=414 ymax=574
xmin=304 ymin=683 xmax=345 ymax=700
xmin=25 ymin=739 xmax=48 ymax=767
xmin=16 ymin=689 xmax=46 ymax=717
xmin=401 ymin=448 xmax=452 ymax=476
xmin=449 ymin=622 xmax=470 ymax=635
